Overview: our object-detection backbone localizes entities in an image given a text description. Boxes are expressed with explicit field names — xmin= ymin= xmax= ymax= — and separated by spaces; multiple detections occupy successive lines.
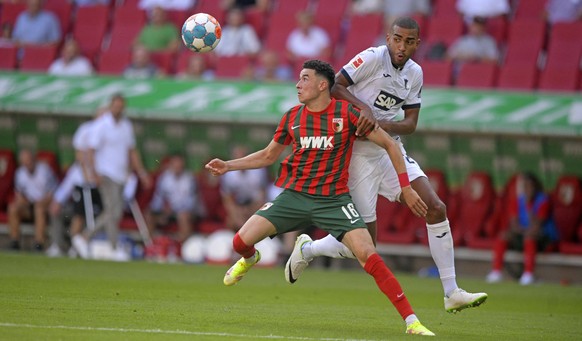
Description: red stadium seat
xmin=150 ymin=51 xmax=176 ymax=75
xmin=97 ymin=49 xmax=131 ymax=75
xmin=337 ymin=14 xmax=383 ymax=64
xmin=548 ymin=22 xmax=582 ymax=49
xmin=0 ymin=3 xmax=26 ymax=27
xmin=0 ymin=46 xmax=18 ymax=70
xmin=195 ymin=171 xmax=226 ymax=234
xmin=514 ymin=0 xmax=547 ymax=19
xmin=538 ymin=68 xmax=580 ymax=92
xmin=421 ymin=60 xmax=453 ymax=87
xmin=273 ymin=0 xmax=310 ymax=14
xmin=504 ymin=18 xmax=545 ymax=66
xmin=19 ymin=46 xmax=58 ymax=72
xmin=432 ymin=0 xmax=458 ymax=18
xmin=263 ymin=11 xmax=299 ymax=57
xmin=175 ymin=49 xmax=216 ymax=74
xmin=455 ymin=172 xmax=496 ymax=247
xmin=196 ymin=0 xmax=226 ymax=23
xmin=313 ymin=0 xmax=349 ymax=46
xmin=552 ymin=176 xmax=582 ymax=254
xmin=214 ymin=55 xmax=252 ymax=79
xmin=244 ymin=7 xmax=268 ymax=39
xmin=485 ymin=15 xmax=508 ymax=45
xmin=376 ymin=196 xmax=416 ymax=244
xmin=0 ymin=149 xmax=17 ymax=211
xmin=166 ymin=10 xmax=190 ymax=30
xmin=496 ymin=63 xmax=538 ymax=91
xmin=425 ymin=15 xmax=464 ymax=47
xmin=107 ymin=6 xmax=147 ymax=52
xmin=455 ymin=63 xmax=497 ymax=89
xmin=45 ymin=1 xmax=73 ymax=36
xmin=479 ymin=175 xmax=519 ymax=250
xmin=73 ymin=5 xmax=109 ymax=61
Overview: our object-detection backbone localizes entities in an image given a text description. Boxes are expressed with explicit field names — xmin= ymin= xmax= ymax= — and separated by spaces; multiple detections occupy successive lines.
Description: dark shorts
xmin=254 ymin=189 xmax=367 ymax=241
xmin=71 ymin=186 xmax=103 ymax=217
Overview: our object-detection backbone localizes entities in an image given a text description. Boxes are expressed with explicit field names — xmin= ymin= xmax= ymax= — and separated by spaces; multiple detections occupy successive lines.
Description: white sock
xmin=426 ymin=219 xmax=458 ymax=296
xmin=302 ymin=234 xmax=355 ymax=261
xmin=405 ymin=314 xmax=419 ymax=326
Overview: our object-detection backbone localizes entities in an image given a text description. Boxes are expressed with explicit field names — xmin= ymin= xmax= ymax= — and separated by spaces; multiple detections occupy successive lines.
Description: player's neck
xmin=305 ymin=96 xmax=332 ymax=113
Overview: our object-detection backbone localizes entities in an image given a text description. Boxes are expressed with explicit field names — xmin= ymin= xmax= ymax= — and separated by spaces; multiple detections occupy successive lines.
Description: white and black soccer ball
xmin=181 ymin=13 xmax=222 ymax=53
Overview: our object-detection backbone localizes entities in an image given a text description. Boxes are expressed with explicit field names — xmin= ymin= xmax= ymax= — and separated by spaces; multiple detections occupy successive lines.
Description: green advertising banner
xmin=1 ymin=72 xmax=582 ymax=136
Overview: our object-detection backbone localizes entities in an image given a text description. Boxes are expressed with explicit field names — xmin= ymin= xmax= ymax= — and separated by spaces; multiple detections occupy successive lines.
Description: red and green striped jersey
xmin=272 ymin=98 xmax=361 ymax=196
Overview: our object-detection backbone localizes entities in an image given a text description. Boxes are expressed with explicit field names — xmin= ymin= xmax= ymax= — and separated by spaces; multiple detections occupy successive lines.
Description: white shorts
xmin=348 ymin=140 xmax=426 ymax=223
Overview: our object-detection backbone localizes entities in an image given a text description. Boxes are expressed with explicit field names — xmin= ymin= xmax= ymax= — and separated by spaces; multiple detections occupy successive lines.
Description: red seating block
xmin=455 ymin=63 xmax=497 ymax=89
xmin=455 ymin=172 xmax=496 ymax=247
xmin=19 ymin=45 xmax=58 ymax=72
xmin=0 ymin=46 xmax=18 ymax=70
xmin=553 ymin=176 xmax=582 ymax=254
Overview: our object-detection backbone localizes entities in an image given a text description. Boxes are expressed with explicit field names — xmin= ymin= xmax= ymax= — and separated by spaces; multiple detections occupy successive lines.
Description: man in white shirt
xmin=48 ymin=39 xmax=94 ymax=77
xmin=145 ymin=154 xmax=198 ymax=242
xmin=286 ymin=11 xmax=331 ymax=64
xmin=214 ymin=7 xmax=261 ymax=57
xmin=75 ymin=94 xmax=151 ymax=255
xmin=8 ymin=149 xmax=58 ymax=251
xmin=220 ymin=145 xmax=269 ymax=230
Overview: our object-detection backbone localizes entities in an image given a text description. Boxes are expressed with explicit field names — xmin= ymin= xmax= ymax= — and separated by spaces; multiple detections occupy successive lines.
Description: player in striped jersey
xmin=289 ymin=17 xmax=488 ymax=313
xmin=206 ymin=60 xmax=435 ymax=336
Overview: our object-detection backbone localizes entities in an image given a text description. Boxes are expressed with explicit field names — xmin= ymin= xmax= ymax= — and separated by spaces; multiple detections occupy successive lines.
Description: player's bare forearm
xmin=206 ymin=140 xmax=285 ymax=176
xmin=378 ymin=108 xmax=419 ymax=135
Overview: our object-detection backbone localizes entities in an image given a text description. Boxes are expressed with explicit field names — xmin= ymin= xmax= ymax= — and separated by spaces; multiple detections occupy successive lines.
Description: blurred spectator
xmin=145 ymin=154 xmax=198 ymax=243
xmin=221 ymin=0 xmax=271 ymax=11
xmin=48 ymin=39 xmax=94 ymax=77
xmin=545 ymin=0 xmax=582 ymax=24
xmin=123 ymin=45 xmax=161 ymax=79
xmin=286 ymin=11 xmax=331 ymax=64
xmin=220 ymin=145 xmax=269 ymax=230
xmin=47 ymin=111 xmax=105 ymax=257
xmin=486 ymin=172 xmax=558 ymax=286
xmin=176 ymin=55 xmax=215 ymax=80
xmin=383 ymin=0 xmax=430 ymax=26
xmin=73 ymin=94 xmax=151 ymax=260
xmin=0 ymin=23 xmax=14 ymax=47
xmin=456 ymin=0 xmax=510 ymax=23
xmin=447 ymin=17 xmax=499 ymax=64
xmin=138 ymin=0 xmax=195 ymax=11
xmin=74 ymin=0 xmax=110 ymax=6
xmin=214 ymin=7 xmax=261 ymax=57
xmin=12 ymin=0 xmax=61 ymax=47
xmin=136 ymin=6 xmax=180 ymax=53
xmin=351 ymin=0 xmax=383 ymax=14
xmin=244 ymin=50 xmax=292 ymax=82
xmin=8 ymin=149 xmax=58 ymax=251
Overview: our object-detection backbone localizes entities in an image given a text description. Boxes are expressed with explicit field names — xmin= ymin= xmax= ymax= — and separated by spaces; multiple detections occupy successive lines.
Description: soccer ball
xmin=181 ymin=13 xmax=222 ymax=53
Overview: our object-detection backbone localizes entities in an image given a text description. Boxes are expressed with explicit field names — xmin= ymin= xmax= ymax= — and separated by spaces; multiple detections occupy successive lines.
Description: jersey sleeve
xmin=402 ymin=67 xmax=423 ymax=110
xmin=346 ymin=103 xmax=363 ymax=135
xmin=340 ymin=47 xmax=381 ymax=86
xmin=273 ymin=110 xmax=292 ymax=145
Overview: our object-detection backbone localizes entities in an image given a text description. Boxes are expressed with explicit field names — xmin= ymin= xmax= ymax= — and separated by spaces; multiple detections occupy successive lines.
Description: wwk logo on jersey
xmin=300 ymin=136 xmax=334 ymax=150
xmin=374 ymin=90 xmax=404 ymax=111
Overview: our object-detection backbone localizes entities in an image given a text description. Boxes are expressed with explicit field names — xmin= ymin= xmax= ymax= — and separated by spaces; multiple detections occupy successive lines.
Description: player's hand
xmin=356 ymin=107 xmax=376 ymax=136
xmin=401 ymin=187 xmax=428 ymax=217
xmin=205 ymin=158 xmax=228 ymax=176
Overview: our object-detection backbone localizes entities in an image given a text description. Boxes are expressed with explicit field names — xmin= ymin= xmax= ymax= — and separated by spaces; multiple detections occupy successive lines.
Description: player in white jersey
xmin=286 ymin=17 xmax=488 ymax=313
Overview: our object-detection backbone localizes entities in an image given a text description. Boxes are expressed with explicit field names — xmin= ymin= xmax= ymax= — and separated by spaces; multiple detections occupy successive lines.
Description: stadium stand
xmin=0 ymin=3 xmax=26 ymax=28
xmin=455 ymin=63 xmax=498 ymax=88
xmin=553 ymin=176 xmax=582 ymax=254
xmin=336 ymin=13 xmax=383 ymax=66
xmin=214 ymin=55 xmax=252 ymax=79
xmin=19 ymin=46 xmax=58 ymax=72
xmin=422 ymin=60 xmax=453 ymax=87
xmin=72 ymin=5 xmax=109 ymax=61
xmin=0 ymin=46 xmax=18 ymax=70
xmin=97 ymin=49 xmax=132 ymax=75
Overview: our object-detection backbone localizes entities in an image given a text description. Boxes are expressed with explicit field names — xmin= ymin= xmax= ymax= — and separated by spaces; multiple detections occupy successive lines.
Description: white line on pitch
xmin=0 ymin=322 xmax=378 ymax=341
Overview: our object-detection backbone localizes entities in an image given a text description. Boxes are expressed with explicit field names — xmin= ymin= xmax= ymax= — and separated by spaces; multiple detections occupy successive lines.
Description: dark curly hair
xmin=302 ymin=59 xmax=335 ymax=91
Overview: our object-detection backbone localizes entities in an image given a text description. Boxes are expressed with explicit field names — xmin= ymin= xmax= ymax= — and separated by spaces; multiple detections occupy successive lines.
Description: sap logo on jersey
xmin=300 ymin=136 xmax=334 ymax=150
xmin=373 ymin=90 xmax=404 ymax=111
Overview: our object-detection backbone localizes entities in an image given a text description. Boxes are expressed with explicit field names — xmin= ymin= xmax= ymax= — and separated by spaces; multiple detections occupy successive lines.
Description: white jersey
xmin=341 ymin=45 xmax=426 ymax=223
xmin=341 ymin=45 xmax=423 ymax=156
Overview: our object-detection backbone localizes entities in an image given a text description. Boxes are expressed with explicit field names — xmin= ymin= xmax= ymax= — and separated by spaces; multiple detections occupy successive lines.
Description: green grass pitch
xmin=1 ymin=253 xmax=582 ymax=340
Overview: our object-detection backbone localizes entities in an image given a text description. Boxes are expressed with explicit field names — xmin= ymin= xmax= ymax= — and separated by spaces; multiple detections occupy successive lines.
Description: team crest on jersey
xmin=259 ymin=202 xmax=274 ymax=211
xmin=373 ymin=90 xmax=404 ymax=111
xmin=332 ymin=118 xmax=343 ymax=132
xmin=351 ymin=56 xmax=364 ymax=69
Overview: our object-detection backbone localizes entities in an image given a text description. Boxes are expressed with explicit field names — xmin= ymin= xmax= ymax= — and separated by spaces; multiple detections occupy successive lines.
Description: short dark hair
xmin=391 ymin=17 xmax=420 ymax=36
xmin=302 ymin=59 xmax=335 ymax=90
xmin=110 ymin=92 xmax=125 ymax=103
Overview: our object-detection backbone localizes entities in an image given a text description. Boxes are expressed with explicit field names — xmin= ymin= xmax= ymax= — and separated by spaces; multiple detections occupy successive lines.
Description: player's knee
xmin=426 ymin=198 xmax=446 ymax=222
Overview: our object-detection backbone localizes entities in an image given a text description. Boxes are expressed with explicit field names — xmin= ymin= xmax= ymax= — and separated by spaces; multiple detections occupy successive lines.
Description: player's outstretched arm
xmin=332 ymin=72 xmax=376 ymax=136
xmin=378 ymin=107 xmax=420 ymax=136
xmin=206 ymin=140 xmax=286 ymax=176
xmin=366 ymin=127 xmax=428 ymax=217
